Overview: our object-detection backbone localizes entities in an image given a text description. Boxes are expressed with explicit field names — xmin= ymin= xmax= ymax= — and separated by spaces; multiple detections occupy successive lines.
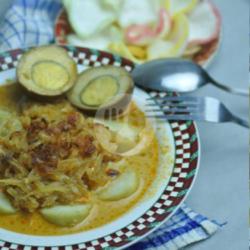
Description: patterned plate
xmin=54 ymin=7 xmax=221 ymax=68
xmin=0 ymin=46 xmax=200 ymax=250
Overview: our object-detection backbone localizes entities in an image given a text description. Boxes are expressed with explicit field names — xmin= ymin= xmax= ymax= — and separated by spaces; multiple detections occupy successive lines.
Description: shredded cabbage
xmin=0 ymin=100 xmax=121 ymax=212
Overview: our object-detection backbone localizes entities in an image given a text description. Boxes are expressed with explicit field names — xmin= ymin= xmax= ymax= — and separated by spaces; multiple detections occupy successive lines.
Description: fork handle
xmin=232 ymin=115 xmax=249 ymax=128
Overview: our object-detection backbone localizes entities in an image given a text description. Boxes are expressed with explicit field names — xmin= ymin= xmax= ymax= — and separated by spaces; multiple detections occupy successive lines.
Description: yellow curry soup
xmin=0 ymin=83 xmax=159 ymax=235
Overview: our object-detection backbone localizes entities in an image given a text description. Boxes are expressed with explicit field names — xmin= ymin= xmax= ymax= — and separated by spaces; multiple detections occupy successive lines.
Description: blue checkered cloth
xmin=0 ymin=0 xmax=61 ymax=51
xmin=0 ymin=1 xmax=223 ymax=249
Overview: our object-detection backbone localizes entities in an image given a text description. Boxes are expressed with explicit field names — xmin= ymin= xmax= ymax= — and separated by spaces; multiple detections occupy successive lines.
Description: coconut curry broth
xmin=0 ymin=83 xmax=159 ymax=236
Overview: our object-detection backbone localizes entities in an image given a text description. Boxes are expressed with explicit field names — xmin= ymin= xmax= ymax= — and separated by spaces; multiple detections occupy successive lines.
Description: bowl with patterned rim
xmin=54 ymin=4 xmax=221 ymax=68
xmin=0 ymin=46 xmax=200 ymax=250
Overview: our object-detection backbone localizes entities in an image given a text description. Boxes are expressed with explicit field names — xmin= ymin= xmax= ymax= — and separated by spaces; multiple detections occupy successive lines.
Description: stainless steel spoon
xmin=132 ymin=58 xmax=249 ymax=96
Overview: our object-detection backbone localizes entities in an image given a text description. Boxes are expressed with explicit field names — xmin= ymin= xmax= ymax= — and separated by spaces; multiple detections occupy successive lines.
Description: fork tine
xmin=147 ymin=114 xmax=204 ymax=121
xmin=147 ymin=96 xmax=200 ymax=102
xmin=146 ymin=107 xmax=199 ymax=113
xmin=146 ymin=96 xmax=202 ymax=109
xmin=145 ymin=102 xmax=198 ymax=107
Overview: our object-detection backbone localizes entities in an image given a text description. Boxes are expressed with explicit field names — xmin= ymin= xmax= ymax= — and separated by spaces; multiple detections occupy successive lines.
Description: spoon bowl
xmin=132 ymin=58 xmax=248 ymax=96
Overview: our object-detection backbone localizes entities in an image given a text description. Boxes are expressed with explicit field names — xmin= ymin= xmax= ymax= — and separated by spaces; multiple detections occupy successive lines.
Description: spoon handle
xmin=210 ymin=79 xmax=249 ymax=96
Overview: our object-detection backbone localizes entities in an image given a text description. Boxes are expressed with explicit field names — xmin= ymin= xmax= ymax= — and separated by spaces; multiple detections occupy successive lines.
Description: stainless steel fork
xmin=146 ymin=96 xmax=249 ymax=128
